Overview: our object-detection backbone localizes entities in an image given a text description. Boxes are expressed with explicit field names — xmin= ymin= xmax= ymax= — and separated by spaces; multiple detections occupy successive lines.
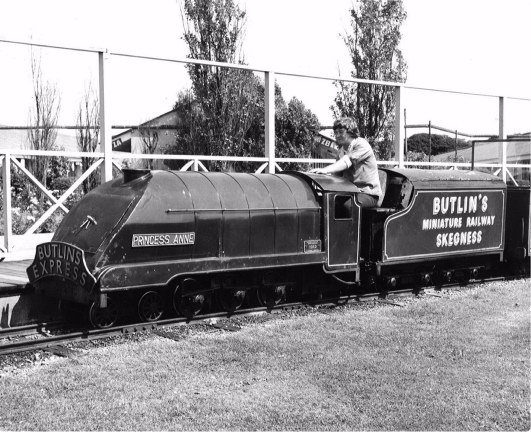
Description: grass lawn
xmin=0 ymin=279 xmax=529 ymax=431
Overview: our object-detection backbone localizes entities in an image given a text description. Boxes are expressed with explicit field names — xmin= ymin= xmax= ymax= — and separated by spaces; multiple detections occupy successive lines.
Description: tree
xmin=76 ymin=85 xmax=100 ymax=194
xmin=27 ymin=52 xmax=61 ymax=189
xmin=407 ymin=133 xmax=469 ymax=157
xmin=167 ymin=89 xmax=206 ymax=168
xmin=276 ymin=96 xmax=320 ymax=170
xmin=167 ymin=0 xmax=321 ymax=172
xmin=332 ymin=0 xmax=407 ymax=158
xmin=138 ymin=123 xmax=160 ymax=170
xmin=178 ymin=0 xmax=260 ymax=169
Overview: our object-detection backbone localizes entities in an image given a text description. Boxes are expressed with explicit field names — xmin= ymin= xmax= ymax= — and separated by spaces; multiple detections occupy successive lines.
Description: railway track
xmin=0 ymin=322 xmax=62 ymax=339
xmin=0 ymin=276 xmax=513 ymax=356
xmin=0 ymin=289 xmax=391 ymax=356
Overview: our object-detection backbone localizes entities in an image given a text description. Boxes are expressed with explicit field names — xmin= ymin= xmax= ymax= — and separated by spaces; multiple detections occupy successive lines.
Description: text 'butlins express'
xmin=30 ymin=243 xmax=92 ymax=286
xmin=422 ymin=194 xmax=497 ymax=248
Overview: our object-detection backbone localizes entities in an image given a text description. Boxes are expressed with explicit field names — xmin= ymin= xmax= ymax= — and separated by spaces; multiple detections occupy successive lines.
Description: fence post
xmin=2 ymin=154 xmax=12 ymax=252
xmin=99 ymin=49 xmax=113 ymax=182
xmin=498 ymin=96 xmax=508 ymax=183
xmin=498 ymin=96 xmax=506 ymax=140
xmin=428 ymin=120 xmax=432 ymax=162
xmin=265 ymin=71 xmax=276 ymax=173
xmin=393 ymin=86 xmax=404 ymax=168
xmin=454 ymin=130 xmax=458 ymax=162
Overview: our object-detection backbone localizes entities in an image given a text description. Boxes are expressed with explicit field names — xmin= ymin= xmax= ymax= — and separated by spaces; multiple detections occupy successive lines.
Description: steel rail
xmin=0 ymin=321 xmax=63 ymax=340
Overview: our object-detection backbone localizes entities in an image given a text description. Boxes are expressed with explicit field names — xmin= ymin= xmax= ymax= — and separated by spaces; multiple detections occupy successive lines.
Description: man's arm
xmin=310 ymin=155 xmax=351 ymax=174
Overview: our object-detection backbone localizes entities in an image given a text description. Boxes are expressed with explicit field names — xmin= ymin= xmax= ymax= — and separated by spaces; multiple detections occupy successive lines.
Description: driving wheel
xmin=257 ymin=284 xmax=286 ymax=308
xmin=173 ymin=279 xmax=208 ymax=319
xmin=217 ymin=289 xmax=246 ymax=313
xmin=88 ymin=297 xmax=118 ymax=329
xmin=138 ymin=291 xmax=164 ymax=322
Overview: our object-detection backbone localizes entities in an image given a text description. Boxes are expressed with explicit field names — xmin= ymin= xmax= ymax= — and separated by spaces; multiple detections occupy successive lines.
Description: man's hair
xmin=333 ymin=117 xmax=359 ymax=138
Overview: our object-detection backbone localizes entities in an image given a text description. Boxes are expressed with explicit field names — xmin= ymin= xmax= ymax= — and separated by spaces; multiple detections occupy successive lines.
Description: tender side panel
xmin=383 ymin=188 xmax=506 ymax=262
xmin=505 ymin=186 xmax=531 ymax=260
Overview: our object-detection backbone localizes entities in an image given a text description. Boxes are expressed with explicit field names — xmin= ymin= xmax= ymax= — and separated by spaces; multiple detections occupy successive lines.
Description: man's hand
xmin=309 ymin=168 xmax=328 ymax=174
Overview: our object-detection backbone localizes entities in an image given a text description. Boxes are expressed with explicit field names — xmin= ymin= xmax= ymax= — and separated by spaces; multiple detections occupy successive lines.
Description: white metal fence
xmin=0 ymin=38 xmax=530 ymax=258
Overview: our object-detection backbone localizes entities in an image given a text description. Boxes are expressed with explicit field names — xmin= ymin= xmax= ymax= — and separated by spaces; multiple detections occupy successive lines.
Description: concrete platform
xmin=0 ymin=233 xmax=53 ymax=263
xmin=0 ymin=260 xmax=31 ymax=292
xmin=0 ymin=235 xmax=61 ymax=327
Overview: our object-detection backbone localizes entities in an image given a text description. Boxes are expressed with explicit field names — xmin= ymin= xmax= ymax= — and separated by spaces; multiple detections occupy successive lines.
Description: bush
xmin=0 ymin=169 xmax=83 ymax=235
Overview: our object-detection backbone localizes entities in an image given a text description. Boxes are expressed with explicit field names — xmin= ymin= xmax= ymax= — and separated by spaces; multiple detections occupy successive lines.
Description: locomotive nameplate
xmin=132 ymin=232 xmax=195 ymax=247
xmin=27 ymin=242 xmax=96 ymax=289
xmin=383 ymin=189 xmax=505 ymax=261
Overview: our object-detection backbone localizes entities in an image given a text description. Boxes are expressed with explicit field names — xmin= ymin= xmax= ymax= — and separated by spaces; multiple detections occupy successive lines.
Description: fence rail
xmin=2 ymin=145 xmax=528 ymax=257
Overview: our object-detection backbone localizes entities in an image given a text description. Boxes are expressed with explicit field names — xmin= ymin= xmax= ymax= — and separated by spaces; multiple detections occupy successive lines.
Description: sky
xmin=0 ymin=0 xmax=529 ymax=137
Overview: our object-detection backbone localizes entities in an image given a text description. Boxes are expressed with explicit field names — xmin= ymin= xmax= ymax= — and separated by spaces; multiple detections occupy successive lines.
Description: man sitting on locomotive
xmin=310 ymin=117 xmax=382 ymax=208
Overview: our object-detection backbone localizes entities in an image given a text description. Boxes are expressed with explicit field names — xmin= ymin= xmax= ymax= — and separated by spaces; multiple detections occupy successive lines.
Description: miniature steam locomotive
xmin=27 ymin=168 xmax=530 ymax=328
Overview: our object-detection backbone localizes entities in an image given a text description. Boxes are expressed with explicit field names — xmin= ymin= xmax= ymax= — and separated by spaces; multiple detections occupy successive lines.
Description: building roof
xmin=111 ymin=109 xmax=180 ymax=153
xmin=112 ymin=109 xmax=179 ymax=141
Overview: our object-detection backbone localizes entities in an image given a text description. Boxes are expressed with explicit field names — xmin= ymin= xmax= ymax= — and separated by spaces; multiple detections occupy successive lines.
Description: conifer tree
xmin=333 ymin=0 xmax=407 ymax=159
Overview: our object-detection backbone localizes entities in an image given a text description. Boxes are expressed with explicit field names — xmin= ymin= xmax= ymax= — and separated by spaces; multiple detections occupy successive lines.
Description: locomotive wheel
xmin=88 ymin=297 xmax=118 ymax=329
xmin=257 ymin=284 xmax=286 ymax=308
xmin=217 ymin=289 xmax=246 ymax=313
xmin=138 ymin=291 xmax=164 ymax=322
xmin=173 ymin=280 xmax=208 ymax=319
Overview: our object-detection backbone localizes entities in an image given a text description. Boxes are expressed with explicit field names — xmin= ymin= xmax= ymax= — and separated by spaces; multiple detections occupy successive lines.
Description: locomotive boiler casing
xmin=27 ymin=170 xmax=333 ymax=305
